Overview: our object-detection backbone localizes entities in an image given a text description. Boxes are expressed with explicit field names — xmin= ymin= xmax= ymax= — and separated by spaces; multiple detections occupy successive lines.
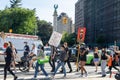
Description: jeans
xmin=34 ymin=62 xmax=48 ymax=78
xmin=101 ymin=60 xmax=107 ymax=76
xmin=61 ymin=58 xmax=72 ymax=71
xmin=53 ymin=61 xmax=66 ymax=76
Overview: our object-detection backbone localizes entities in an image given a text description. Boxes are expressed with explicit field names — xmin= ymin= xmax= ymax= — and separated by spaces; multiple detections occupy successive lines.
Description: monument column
xmin=53 ymin=4 xmax=58 ymax=31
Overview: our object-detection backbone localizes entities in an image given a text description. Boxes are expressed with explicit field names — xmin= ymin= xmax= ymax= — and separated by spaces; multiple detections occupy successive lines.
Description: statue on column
xmin=54 ymin=4 xmax=58 ymax=13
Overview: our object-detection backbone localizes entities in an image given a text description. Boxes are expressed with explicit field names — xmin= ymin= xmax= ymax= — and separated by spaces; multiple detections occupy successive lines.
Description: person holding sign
xmin=52 ymin=45 xmax=67 ymax=78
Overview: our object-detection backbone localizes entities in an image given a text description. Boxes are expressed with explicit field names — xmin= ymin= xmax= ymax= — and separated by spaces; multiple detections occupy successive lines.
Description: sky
xmin=0 ymin=0 xmax=78 ymax=24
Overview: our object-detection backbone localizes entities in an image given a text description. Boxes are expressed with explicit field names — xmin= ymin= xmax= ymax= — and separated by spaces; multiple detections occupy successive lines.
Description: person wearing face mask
xmin=23 ymin=42 xmax=30 ymax=58
xmin=60 ymin=42 xmax=72 ymax=73
xmin=100 ymin=48 xmax=110 ymax=77
xmin=52 ymin=45 xmax=67 ymax=79
xmin=0 ymin=42 xmax=18 ymax=80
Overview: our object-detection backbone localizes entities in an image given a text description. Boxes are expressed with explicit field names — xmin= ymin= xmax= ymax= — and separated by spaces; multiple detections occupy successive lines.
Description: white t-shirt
xmin=31 ymin=47 xmax=37 ymax=55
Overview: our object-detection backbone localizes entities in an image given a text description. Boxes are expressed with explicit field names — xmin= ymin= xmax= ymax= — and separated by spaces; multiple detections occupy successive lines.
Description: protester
xmin=108 ymin=53 xmax=120 ymax=78
xmin=8 ymin=41 xmax=17 ymax=73
xmin=93 ymin=47 xmax=100 ymax=72
xmin=33 ymin=46 xmax=49 ymax=79
xmin=28 ymin=43 xmax=37 ymax=72
xmin=114 ymin=46 xmax=120 ymax=69
xmin=0 ymin=42 xmax=17 ymax=80
xmin=79 ymin=43 xmax=88 ymax=77
xmin=60 ymin=42 xmax=72 ymax=73
xmin=49 ymin=45 xmax=56 ymax=72
xmin=23 ymin=42 xmax=30 ymax=58
xmin=52 ymin=45 xmax=66 ymax=78
xmin=100 ymin=48 xmax=110 ymax=77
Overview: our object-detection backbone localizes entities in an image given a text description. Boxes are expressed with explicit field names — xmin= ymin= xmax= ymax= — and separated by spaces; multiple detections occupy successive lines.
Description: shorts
xmin=94 ymin=58 xmax=99 ymax=62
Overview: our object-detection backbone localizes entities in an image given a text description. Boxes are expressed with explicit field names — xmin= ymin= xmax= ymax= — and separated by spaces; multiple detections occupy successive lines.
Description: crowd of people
xmin=0 ymin=41 xmax=120 ymax=80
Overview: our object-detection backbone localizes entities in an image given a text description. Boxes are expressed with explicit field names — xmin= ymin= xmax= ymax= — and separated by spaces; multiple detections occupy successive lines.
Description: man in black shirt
xmin=24 ymin=42 xmax=30 ymax=58
xmin=60 ymin=42 xmax=72 ymax=73
xmin=0 ymin=42 xmax=17 ymax=80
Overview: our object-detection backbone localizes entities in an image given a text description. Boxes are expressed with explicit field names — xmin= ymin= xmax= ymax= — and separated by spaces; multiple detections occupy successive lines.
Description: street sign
xmin=48 ymin=31 xmax=62 ymax=47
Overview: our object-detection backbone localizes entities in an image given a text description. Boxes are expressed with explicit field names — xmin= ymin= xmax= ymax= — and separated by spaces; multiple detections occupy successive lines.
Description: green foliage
xmin=61 ymin=32 xmax=76 ymax=46
xmin=10 ymin=0 xmax=22 ymax=8
xmin=61 ymin=32 xmax=69 ymax=43
xmin=0 ymin=8 xmax=37 ymax=34
xmin=37 ymin=20 xmax=53 ymax=45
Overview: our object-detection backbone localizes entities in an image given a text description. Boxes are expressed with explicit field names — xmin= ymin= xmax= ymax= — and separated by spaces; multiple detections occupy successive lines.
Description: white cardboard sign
xmin=48 ymin=31 xmax=62 ymax=47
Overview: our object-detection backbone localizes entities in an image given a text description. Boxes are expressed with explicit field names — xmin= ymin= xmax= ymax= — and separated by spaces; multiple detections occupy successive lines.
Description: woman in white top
xmin=28 ymin=43 xmax=37 ymax=71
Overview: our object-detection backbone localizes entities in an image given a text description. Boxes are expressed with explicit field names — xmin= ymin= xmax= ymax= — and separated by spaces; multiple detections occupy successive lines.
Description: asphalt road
xmin=0 ymin=62 xmax=118 ymax=80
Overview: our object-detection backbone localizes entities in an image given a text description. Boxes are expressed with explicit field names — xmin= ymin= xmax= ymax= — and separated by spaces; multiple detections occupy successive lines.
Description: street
xmin=0 ymin=62 xmax=117 ymax=80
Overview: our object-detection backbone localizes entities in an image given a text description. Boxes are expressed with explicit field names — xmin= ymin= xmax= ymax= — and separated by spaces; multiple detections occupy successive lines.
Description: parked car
xmin=69 ymin=48 xmax=95 ymax=65
xmin=86 ymin=51 xmax=94 ymax=65
xmin=69 ymin=48 xmax=77 ymax=62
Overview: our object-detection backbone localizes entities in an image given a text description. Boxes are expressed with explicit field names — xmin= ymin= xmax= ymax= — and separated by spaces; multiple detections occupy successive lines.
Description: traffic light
xmin=9 ymin=29 xmax=12 ymax=33
xmin=62 ymin=17 xmax=68 ymax=24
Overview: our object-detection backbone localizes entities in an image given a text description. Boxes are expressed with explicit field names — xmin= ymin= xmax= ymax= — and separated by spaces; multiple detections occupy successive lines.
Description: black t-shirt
xmin=5 ymin=47 xmax=13 ymax=62
xmin=101 ymin=53 xmax=107 ymax=60
xmin=94 ymin=52 xmax=99 ymax=58
xmin=80 ymin=48 xmax=87 ymax=61
xmin=24 ymin=45 xmax=30 ymax=52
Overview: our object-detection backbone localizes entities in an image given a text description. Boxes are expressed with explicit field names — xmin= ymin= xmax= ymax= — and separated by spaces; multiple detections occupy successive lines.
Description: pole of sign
xmin=76 ymin=42 xmax=83 ymax=71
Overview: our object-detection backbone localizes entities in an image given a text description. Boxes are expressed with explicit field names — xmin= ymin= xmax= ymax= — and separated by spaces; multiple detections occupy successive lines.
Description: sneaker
xmin=85 ymin=73 xmax=88 ymax=77
xmin=51 ymin=75 xmax=55 ymax=79
xmin=63 ymin=75 xmax=66 ymax=79
xmin=46 ymin=75 xmax=51 ymax=78
xmin=80 ymin=75 xmax=83 ymax=77
xmin=14 ymin=76 xmax=18 ymax=80
xmin=31 ymin=78 xmax=37 ymax=80
xmin=60 ymin=70 xmax=63 ymax=73
xmin=69 ymin=70 xmax=72 ymax=73
xmin=102 ymin=75 xmax=106 ymax=77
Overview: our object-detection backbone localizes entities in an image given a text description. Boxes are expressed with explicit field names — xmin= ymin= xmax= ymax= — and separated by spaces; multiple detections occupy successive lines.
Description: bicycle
xmin=18 ymin=55 xmax=30 ymax=72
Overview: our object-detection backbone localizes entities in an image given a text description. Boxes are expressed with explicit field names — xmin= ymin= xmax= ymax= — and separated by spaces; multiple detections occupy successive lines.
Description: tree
xmin=0 ymin=8 xmax=37 ymax=34
xmin=67 ymin=33 xmax=77 ymax=46
xmin=61 ymin=32 xmax=76 ymax=47
xmin=10 ymin=0 xmax=22 ymax=8
xmin=37 ymin=20 xmax=53 ymax=45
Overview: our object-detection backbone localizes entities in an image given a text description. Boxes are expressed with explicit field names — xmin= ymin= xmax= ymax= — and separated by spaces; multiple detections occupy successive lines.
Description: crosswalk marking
xmin=0 ymin=63 xmax=118 ymax=80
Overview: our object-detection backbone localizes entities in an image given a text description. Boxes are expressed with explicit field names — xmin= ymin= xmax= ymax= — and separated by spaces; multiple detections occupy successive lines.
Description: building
xmin=75 ymin=0 xmax=120 ymax=46
xmin=53 ymin=6 xmax=73 ymax=34
xmin=57 ymin=12 xmax=72 ymax=34
xmin=75 ymin=0 xmax=85 ymax=33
